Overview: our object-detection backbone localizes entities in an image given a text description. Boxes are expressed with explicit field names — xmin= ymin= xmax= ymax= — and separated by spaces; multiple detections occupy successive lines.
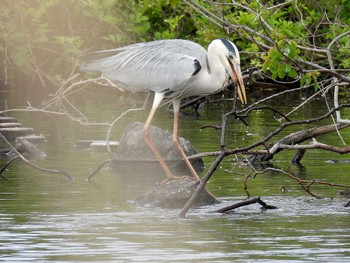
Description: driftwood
xmin=215 ymin=197 xmax=277 ymax=213
xmin=247 ymin=122 xmax=350 ymax=163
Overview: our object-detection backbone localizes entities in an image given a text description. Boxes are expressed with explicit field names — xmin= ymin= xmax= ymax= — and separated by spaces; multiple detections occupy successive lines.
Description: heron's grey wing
xmin=80 ymin=40 xmax=207 ymax=93
xmin=80 ymin=42 xmax=147 ymax=63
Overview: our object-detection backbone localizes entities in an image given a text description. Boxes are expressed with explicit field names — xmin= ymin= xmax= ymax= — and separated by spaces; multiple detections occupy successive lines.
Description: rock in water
xmin=110 ymin=122 xmax=204 ymax=176
xmin=111 ymin=122 xmax=219 ymax=208
xmin=134 ymin=177 xmax=220 ymax=208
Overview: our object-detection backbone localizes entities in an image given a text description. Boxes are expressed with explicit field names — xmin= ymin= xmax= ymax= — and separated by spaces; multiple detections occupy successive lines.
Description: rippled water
xmin=1 ymin=88 xmax=350 ymax=262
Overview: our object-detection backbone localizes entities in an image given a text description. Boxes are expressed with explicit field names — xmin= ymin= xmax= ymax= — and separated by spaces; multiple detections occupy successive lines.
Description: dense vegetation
xmin=0 ymin=0 xmax=349 ymax=96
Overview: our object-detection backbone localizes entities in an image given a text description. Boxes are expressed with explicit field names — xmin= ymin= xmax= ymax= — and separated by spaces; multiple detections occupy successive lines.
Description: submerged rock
xmin=134 ymin=177 xmax=220 ymax=208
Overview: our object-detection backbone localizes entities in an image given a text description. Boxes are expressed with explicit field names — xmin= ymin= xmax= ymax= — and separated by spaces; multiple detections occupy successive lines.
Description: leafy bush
xmin=188 ymin=0 xmax=350 ymax=87
xmin=0 ymin=0 xmax=349 ymax=96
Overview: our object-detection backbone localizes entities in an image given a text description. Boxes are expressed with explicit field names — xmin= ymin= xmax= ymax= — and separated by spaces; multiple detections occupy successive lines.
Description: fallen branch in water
xmin=247 ymin=121 xmax=350 ymax=163
xmin=0 ymin=155 xmax=20 ymax=180
xmin=178 ymin=91 xmax=350 ymax=216
xmin=86 ymin=159 xmax=111 ymax=181
xmin=215 ymin=197 xmax=277 ymax=213
xmin=179 ymin=150 xmax=226 ymax=218
xmin=0 ymin=132 xmax=73 ymax=181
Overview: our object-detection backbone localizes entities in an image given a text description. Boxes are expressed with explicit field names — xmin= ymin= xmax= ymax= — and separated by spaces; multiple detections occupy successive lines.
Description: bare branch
xmin=179 ymin=150 xmax=226 ymax=217
xmin=214 ymin=196 xmax=277 ymax=213
xmin=0 ymin=132 xmax=73 ymax=180
xmin=275 ymin=139 xmax=350 ymax=154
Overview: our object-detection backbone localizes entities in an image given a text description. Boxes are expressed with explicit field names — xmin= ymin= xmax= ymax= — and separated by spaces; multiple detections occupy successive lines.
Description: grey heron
xmin=80 ymin=38 xmax=247 ymax=181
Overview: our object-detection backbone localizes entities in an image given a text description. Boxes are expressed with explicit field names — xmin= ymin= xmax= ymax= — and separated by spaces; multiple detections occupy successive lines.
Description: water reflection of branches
xmin=179 ymin=87 xmax=350 ymax=216
xmin=242 ymin=165 xmax=350 ymax=199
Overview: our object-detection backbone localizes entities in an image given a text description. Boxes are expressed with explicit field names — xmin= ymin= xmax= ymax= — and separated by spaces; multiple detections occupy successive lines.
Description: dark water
xmin=1 ymin=87 xmax=350 ymax=262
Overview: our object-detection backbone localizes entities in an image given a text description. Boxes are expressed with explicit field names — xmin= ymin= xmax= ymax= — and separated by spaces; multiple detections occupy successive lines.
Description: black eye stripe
xmin=220 ymin=38 xmax=236 ymax=58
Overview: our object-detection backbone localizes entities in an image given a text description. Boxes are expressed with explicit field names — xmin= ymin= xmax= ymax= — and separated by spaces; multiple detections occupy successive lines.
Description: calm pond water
xmin=1 ymin=87 xmax=350 ymax=262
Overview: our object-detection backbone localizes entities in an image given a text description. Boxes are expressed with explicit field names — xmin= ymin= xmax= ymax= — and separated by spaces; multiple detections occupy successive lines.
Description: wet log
xmin=215 ymin=197 xmax=277 ymax=213
xmin=134 ymin=177 xmax=220 ymax=208
xmin=247 ymin=123 xmax=350 ymax=164
xmin=215 ymin=198 xmax=259 ymax=213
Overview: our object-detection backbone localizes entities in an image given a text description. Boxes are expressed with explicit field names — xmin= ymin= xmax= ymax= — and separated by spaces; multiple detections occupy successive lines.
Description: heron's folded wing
xmin=80 ymin=41 xmax=205 ymax=93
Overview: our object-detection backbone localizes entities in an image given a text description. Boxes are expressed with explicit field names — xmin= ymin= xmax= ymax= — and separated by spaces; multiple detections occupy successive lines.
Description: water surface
xmin=1 ymin=88 xmax=350 ymax=262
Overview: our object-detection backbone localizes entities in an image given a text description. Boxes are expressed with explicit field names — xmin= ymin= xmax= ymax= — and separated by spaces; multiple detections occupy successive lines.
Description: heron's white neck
xmin=203 ymin=42 xmax=227 ymax=92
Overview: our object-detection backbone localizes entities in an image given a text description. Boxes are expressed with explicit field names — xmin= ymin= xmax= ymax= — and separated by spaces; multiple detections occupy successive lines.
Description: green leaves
xmin=261 ymin=37 xmax=324 ymax=90
xmin=129 ymin=12 xmax=151 ymax=35
xmin=55 ymin=36 xmax=83 ymax=56
xmin=262 ymin=40 xmax=300 ymax=81
xmin=301 ymin=71 xmax=320 ymax=91
xmin=262 ymin=40 xmax=321 ymax=90
xmin=0 ymin=0 xmax=349 ymax=95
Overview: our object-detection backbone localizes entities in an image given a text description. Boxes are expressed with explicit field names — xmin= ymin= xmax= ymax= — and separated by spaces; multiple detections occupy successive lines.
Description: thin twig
xmin=86 ymin=159 xmax=111 ymax=181
xmin=0 ymin=156 xmax=21 ymax=180
xmin=0 ymin=132 xmax=73 ymax=180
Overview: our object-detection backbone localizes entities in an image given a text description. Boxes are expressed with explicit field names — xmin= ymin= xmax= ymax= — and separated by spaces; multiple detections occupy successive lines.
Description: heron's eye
xmin=228 ymin=53 xmax=235 ymax=60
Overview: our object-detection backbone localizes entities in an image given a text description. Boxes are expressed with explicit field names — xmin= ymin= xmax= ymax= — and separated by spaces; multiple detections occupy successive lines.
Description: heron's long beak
xmin=228 ymin=61 xmax=247 ymax=104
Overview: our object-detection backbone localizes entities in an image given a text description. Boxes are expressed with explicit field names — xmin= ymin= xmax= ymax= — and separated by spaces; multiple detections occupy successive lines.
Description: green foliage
xmin=0 ymin=0 xmax=349 ymax=95
xmin=263 ymin=40 xmax=300 ymax=80
xmin=189 ymin=0 xmax=349 ymax=88
xmin=0 ymin=0 xmax=194 ymax=93
xmin=301 ymin=71 xmax=321 ymax=91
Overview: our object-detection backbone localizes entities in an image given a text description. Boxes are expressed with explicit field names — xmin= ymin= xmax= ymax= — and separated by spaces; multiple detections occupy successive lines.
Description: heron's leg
xmin=143 ymin=93 xmax=176 ymax=180
xmin=172 ymin=100 xmax=200 ymax=181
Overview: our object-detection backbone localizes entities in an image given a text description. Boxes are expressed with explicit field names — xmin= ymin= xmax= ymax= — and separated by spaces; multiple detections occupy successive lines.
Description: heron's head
xmin=211 ymin=39 xmax=247 ymax=104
